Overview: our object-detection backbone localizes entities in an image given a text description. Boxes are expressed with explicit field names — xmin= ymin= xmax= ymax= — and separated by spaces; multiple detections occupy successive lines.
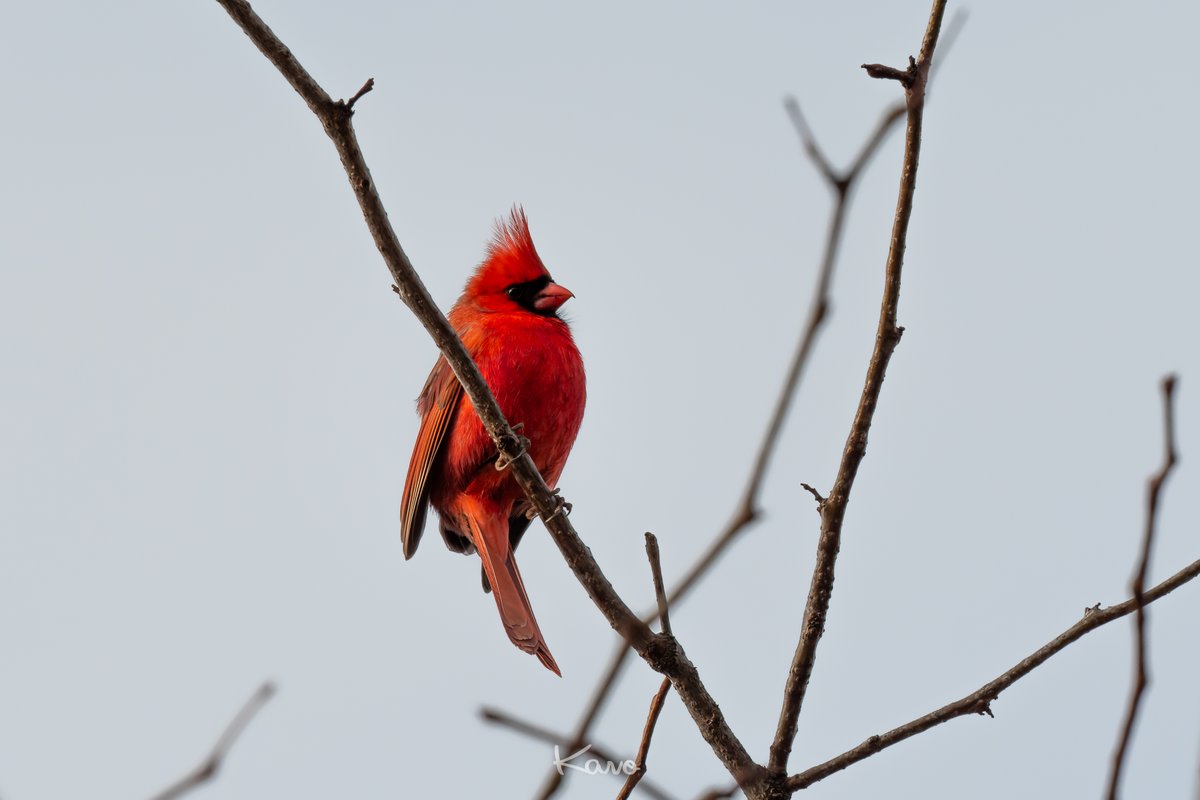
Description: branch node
xmin=1083 ymin=602 xmax=1102 ymax=617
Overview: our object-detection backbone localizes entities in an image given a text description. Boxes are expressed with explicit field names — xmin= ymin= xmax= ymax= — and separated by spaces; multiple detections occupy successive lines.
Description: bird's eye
xmin=505 ymin=286 xmax=519 ymax=298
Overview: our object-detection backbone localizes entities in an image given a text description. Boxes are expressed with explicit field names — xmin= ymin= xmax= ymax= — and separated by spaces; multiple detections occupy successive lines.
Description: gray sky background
xmin=2 ymin=2 xmax=1198 ymax=798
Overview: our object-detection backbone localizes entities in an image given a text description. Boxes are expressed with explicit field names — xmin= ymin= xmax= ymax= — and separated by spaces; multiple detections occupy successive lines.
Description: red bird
xmin=400 ymin=209 xmax=586 ymax=675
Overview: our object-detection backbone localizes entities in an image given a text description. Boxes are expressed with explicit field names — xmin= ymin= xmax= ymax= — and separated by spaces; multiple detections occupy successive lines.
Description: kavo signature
xmin=552 ymin=744 xmax=638 ymax=776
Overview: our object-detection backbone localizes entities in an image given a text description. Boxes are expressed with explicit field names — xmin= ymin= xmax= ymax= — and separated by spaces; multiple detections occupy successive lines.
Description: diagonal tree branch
xmin=785 ymin=557 xmax=1200 ymax=791
xmin=1106 ymin=375 xmax=1179 ymax=800
xmin=149 ymin=681 xmax=276 ymax=800
xmin=768 ymin=0 xmax=949 ymax=775
xmin=213 ymin=0 xmax=759 ymax=789
xmin=479 ymin=708 xmax=679 ymax=800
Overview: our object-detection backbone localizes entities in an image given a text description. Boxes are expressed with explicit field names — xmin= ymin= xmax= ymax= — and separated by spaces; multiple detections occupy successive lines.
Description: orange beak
xmin=532 ymin=282 xmax=574 ymax=313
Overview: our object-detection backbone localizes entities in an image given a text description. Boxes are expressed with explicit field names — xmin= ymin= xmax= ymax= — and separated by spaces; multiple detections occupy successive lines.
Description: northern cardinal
xmin=400 ymin=209 xmax=585 ymax=675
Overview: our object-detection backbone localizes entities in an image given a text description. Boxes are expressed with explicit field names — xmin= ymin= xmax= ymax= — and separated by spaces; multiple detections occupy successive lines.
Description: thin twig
xmin=612 ymin=535 xmax=678 ymax=800
xmin=783 ymin=558 xmax=1200 ymax=791
xmin=767 ymin=0 xmax=949 ymax=775
xmin=861 ymin=61 xmax=914 ymax=85
xmin=479 ymin=708 xmax=679 ymax=800
xmin=1106 ymin=375 xmax=1179 ymax=800
xmin=782 ymin=99 xmax=839 ymax=186
xmin=799 ymin=483 xmax=825 ymax=510
xmin=149 ymin=681 xmax=276 ymax=800
xmin=215 ymin=0 xmax=758 ymax=788
xmin=617 ymin=678 xmax=674 ymax=800
xmin=346 ymin=77 xmax=374 ymax=108
xmin=645 ymin=533 xmax=673 ymax=636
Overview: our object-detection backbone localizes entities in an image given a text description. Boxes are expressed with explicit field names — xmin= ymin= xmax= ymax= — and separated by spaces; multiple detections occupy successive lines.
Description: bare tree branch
xmin=214 ymin=0 xmax=759 ymax=789
xmin=149 ymin=681 xmax=275 ymax=800
xmin=768 ymin=0 xmax=949 ymax=775
xmin=784 ymin=558 xmax=1200 ymax=791
xmin=479 ymin=708 xmax=679 ymax=800
xmin=1106 ymin=375 xmax=1180 ymax=800
xmin=617 ymin=678 xmax=674 ymax=800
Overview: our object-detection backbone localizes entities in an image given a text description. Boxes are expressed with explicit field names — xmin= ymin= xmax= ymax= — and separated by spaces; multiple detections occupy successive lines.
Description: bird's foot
xmin=525 ymin=489 xmax=572 ymax=521
xmin=546 ymin=489 xmax=573 ymax=521
xmin=494 ymin=424 xmax=531 ymax=472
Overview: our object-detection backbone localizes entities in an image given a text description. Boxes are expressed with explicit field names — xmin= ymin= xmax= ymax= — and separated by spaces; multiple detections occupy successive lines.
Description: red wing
xmin=400 ymin=360 xmax=462 ymax=559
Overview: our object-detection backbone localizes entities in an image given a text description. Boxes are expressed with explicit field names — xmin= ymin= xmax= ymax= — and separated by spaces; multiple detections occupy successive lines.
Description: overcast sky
xmin=2 ymin=2 xmax=1198 ymax=799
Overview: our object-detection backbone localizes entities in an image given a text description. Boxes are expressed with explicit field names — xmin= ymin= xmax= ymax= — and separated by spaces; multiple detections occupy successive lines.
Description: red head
xmin=462 ymin=208 xmax=574 ymax=316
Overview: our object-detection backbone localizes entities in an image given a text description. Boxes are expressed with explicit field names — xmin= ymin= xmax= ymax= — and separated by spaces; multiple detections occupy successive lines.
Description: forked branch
xmin=768 ymin=0 xmax=949 ymax=775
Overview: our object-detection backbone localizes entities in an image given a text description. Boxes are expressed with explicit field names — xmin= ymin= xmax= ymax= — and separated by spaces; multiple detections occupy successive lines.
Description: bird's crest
xmin=464 ymin=207 xmax=552 ymax=298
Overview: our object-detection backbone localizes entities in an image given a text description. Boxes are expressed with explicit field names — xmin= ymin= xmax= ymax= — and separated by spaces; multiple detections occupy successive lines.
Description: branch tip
xmin=800 ymin=483 xmax=826 ymax=511
xmin=862 ymin=62 xmax=913 ymax=86
xmin=346 ymin=77 xmax=374 ymax=109
xmin=643 ymin=533 xmax=673 ymax=637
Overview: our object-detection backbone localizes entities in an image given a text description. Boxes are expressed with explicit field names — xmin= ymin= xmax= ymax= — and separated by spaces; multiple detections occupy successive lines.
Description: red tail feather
xmin=469 ymin=511 xmax=560 ymax=675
